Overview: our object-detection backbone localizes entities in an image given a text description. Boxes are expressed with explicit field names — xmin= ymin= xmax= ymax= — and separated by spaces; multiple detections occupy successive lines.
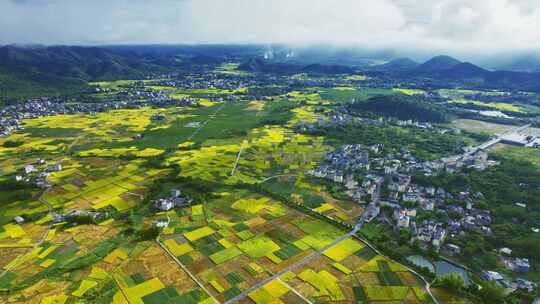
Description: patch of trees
xmin=248 ymin=86 xmax=289 ymax=97
xmin=301 ymin=122 xmax=468 ymax=161
xmin=348 ymin=95 xmax=451 ymax=123
xmin=238 ymin=58 xmax=354 ymax=75
xmin=2 ymin=140 xmax=24 ymax=148
xmin=414 ymin=156 xmax=540 ymax=271
xmin=0 ymin=179 xmax=36 ymax=203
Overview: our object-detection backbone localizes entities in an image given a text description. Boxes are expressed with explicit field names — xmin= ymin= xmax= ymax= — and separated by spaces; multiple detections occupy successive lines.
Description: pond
xmin=407 ymin=255 xmax=470 ymax=284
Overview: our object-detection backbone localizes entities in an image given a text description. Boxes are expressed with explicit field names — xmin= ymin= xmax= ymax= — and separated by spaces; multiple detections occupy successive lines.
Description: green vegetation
xmin=349 ymin=95 xmax=451 ymax=123
xmin=319 ymin=87 xmax=394 ymax=103
xmin=0 ymin=50 xmax=503 ymax=303
xmin=414 ymin=147 xmax=540 ymax=275
xmin=302 ymin=121 xmax=471 ymax=160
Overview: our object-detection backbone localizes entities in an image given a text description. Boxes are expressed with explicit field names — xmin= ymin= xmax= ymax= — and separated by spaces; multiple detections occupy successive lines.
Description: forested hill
xmin=238 ymin=58 xmax=354 ymax=75
xmin=0 ymin=45 xmax=223 ymax=101
xmin=348 ymin=95 xmax=451 ymax=123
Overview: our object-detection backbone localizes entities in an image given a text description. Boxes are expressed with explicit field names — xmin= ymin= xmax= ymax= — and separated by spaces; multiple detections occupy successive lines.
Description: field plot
xmin=158 ymin=188 xmax=352 ymax=303
xmin=319 ymin=87 xmax=394 ymax=103
xmin=113 ymin=242 xmax=214 ymax=304
xmin=263 ymin=176 xmax=363 ymax=225
xmin=394 ymin=88 xmax=426 ymax=96
xmin=278 ymin=243 xmax=429 ymax=303
xmin=167 ymin=109 xmax=331 ymax=185
xmin=0 ymin=223 xmax=125 ymax=303
xmin=0 ymin=92 xmax=438 ymax=303
xmin=450 ymin=99 xmax=525 ymax=113
xmin=452 ymin=119 xmax=516 ymax=135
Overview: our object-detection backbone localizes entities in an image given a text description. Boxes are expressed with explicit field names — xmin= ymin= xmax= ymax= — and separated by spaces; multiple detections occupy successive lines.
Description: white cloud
xmin=0 ymin=0 xmax=539 ymax=52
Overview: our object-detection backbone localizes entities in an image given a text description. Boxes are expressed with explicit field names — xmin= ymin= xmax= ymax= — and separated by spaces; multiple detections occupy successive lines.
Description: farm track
xmin=156 ymin=236 xmax=220 ymax=304
xmin=230 ymin=141 xmax=245 ymax=176
xmin=152 ymin=104 xmax=228 ymax=303
xmin=186 ymin=102 xmax=227 ymax=141
xmin=0 ymin=187 xmax=55 ymax=283
xmin=277 ymin=277 xmax=313 ymax=304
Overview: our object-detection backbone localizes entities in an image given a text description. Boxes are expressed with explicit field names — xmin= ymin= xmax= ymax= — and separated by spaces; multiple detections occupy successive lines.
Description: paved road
xmin=186 ymin=103 xmax=226 ymax=141
xmin=230 ymin=141 xmax=245 ymax=176
xmin=259 ymin=174 xmax=298 ymax=184
xmin=463 ymin=124 xmax=531 ymax=156
xmin=224 ymin=223 xmax=363 ymax=304
xmin=355 ymin=234 xmax=440 ymax=304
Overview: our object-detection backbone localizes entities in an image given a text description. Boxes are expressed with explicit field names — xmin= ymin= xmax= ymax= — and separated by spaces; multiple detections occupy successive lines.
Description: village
xmin=306 ymin=142 xmax=537 ymax=293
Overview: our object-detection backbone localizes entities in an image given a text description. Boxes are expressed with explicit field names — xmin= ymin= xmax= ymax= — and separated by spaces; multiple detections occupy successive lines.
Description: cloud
xmin=0 ymin=0 xmax=539 ymax=53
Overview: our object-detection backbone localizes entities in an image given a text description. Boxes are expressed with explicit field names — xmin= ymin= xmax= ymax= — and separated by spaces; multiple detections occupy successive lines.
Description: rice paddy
xmin=0 ymin=86 xmax=434 ymax=303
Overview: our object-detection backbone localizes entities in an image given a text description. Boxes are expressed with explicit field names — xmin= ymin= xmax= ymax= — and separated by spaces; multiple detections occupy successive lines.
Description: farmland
xmin=1 ymin=79 xmax=449 ymax=304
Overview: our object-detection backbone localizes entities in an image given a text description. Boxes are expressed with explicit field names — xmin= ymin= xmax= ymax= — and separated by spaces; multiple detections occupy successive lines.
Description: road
xmin=354 ymin=234 xmax=440 ymax=304
xmin=259 ymin=174 xmax=298 ymax=184
xmin=230 ymin=141 xmax=245 ymax=176
xmin=463 ymin=124 xmax=531 ymax=156
xmin=224 ymin=223 xmax=363 ymax=304
xmin=186 ymin=103 xmax=226 ymax=141
xmin=0 ymin=187 xmax=56 ymax=281
xmin=156 ymin=235 xmax=220 ymax=304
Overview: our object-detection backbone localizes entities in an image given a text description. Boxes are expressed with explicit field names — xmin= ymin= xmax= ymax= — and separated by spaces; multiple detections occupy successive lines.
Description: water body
xmin=407 ymin=255 xmax=470 ymax=284
xmin=407 ymin=255 xmax=435 ymax=273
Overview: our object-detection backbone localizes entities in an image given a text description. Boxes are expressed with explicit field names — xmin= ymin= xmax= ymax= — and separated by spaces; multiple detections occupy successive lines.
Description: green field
xmin=0 ymin=77 xmax=454 ymax=304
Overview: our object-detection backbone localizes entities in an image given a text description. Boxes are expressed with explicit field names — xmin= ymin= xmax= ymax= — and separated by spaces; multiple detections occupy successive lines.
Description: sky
xmin=1 ymin=0 xmax=539 ymax=53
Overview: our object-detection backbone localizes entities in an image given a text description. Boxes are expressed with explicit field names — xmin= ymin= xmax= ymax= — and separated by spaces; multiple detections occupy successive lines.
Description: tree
xmin=475 ymin=281 xmax=506 ymax=304
xmin=434 ymin=274 xmax=465 ymax=294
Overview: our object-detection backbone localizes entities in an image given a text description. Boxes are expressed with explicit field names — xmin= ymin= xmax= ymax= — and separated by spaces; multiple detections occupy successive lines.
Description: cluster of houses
xmin=482 ymin=270 xmax=537 ymax=293
xmin=13 ymin=160 xmax=63 ymax=188
xmin=307 ymin=143 xmax=499 ymax=251
xmin=0 ymin=94 xmax=207 ymax=139
xmin=307 ymin=141 xmax=538 ymax=293
xmin=52 ymin=209 xmax=108 ymax=225
xmin=153 ymin=189 xmax=194 ymax=211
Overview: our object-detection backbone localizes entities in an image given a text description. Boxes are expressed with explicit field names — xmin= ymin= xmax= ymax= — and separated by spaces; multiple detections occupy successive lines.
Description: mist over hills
xmin=1 ymin=44 xmax=540 ymax=101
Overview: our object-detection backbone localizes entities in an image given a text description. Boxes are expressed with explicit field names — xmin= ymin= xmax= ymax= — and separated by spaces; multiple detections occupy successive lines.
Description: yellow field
xmin=322 ymin=238 xmax=364 ymax=262
xmin=183 ymin=226 xmax=215 ymax=242
xmin=452 ymin=99 xmax=524 ymax=112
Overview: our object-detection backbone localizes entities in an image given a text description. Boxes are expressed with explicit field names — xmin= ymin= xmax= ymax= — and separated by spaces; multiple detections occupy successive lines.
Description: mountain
xmin=238 ymin=58 xmax=353 ymax=75
xmin=0 ymin=45 xmax=226 ymax=100
xmin=238 ymin=58 xmax=299 ymax=74
xmin=432 ymin=62 xmax=490 ymax=79
xmin=414 ymin=55 xmax=462 ymax=73
xmin=302 ymin=63 xmax=354 ymax=75
xmin=499 ymin=55 xmax=540 ymax=73
xmin=0 ymin=45 xmax=184 ymax=82
xmin=374 ymin=57 xmax=419 ymax=71
xmin=394 ymin=56 xmax=540 ymax=91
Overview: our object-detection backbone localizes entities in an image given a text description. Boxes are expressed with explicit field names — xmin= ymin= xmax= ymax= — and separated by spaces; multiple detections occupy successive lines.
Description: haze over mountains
xmin=1 ymin=44 xmax=540 ymax=100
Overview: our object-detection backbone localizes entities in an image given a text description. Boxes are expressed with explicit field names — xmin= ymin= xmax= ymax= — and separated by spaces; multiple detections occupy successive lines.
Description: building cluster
xmin=153 ymin=189 xmax=194 ymax=211
xmin=0 ymin=95 xmax=203 ymax=138
xmin=172 ymin=74 xmax=254 ymax=91
xmin=307 ymin=143 xmax=497 ymax=251
xmin=52 ymin=209 xmax=108 ymax=224
xmin=13 ymin=160 xmax=63 ymax=188
xmin=481 ymin=270 xmax=537 ymax=293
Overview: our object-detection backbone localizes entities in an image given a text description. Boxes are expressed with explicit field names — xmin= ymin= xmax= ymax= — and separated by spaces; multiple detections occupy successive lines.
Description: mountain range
xmin=369 ymin=55 xmax=540 ymax=92
xmin=1 ymin=45 xmax=540 ymax=101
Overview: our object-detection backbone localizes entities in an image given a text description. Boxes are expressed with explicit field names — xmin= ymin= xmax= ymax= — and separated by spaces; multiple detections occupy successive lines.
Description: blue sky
xmin=1 ymin=0 xmax=539 ymax=52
